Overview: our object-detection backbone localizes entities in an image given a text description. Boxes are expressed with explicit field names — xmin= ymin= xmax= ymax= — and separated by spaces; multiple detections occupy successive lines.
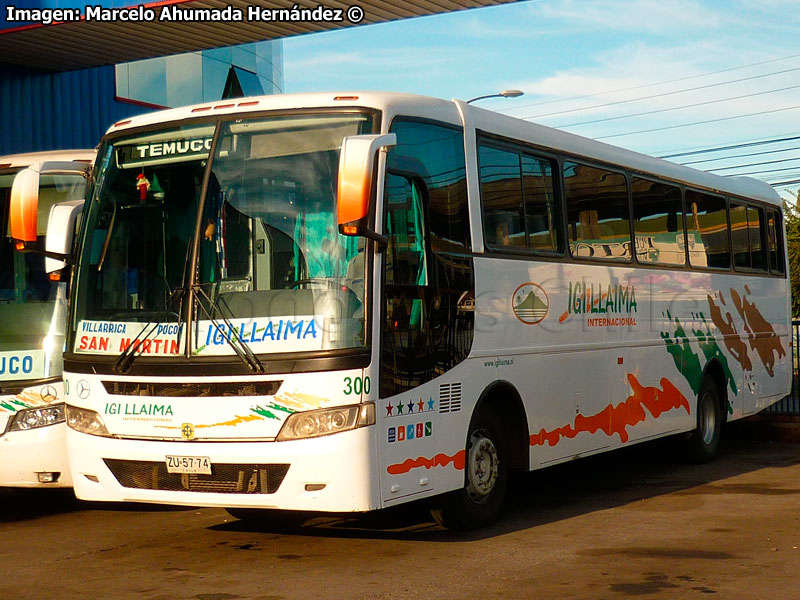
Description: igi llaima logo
xmin=512 ymin=283 xmax=549 ymax=325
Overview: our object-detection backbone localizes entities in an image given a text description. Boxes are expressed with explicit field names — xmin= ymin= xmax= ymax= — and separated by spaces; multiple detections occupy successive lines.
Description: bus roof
xmin=105 ymin=91 xmax=782 ymax=207
xmin=0 ymin=149 xmax=96 ymax=169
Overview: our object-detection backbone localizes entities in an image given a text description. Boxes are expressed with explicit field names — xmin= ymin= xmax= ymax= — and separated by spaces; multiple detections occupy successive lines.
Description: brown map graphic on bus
xmin=728 ymin=286 xmax=786 ymax=377
xmin=529 ymin=374 xmax=690 ymax=447
xmin=707 ymin=287 xmax=785 ymax=377
xmin=707 ymin=291 xmax=753 ymax=372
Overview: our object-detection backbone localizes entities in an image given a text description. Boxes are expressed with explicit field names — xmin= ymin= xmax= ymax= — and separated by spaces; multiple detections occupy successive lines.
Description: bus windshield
xmin=72 ymin=112 xmax=373 ymax=358
xmin=1 ymin=169 xmax=87 ymax=379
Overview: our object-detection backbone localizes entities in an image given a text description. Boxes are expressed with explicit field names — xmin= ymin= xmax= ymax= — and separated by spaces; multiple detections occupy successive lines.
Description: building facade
xmin=1 ymin=3 xmax=283 ymax=155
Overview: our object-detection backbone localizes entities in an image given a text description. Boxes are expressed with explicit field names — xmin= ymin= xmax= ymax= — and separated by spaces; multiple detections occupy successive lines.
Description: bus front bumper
xmin=68 ymin=426 xmax=379 ymax=512
xmin=0 ymin=423 xmax=72 ymax=488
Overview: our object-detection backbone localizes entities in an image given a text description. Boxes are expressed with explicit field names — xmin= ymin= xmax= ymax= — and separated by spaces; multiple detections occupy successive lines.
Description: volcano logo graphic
xmin=512 ymin=282 xmax=549 ymax=325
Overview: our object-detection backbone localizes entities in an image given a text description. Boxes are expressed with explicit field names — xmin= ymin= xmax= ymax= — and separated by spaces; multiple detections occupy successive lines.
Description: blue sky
xmin=284 ymin=0 xmax=800 ymax=196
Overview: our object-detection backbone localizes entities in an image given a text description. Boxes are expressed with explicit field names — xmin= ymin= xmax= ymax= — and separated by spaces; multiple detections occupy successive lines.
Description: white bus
xmin=14 ymin=93 xmax=789 ymax=527
xmin=1 ymin=149 xmax=94 ymax=487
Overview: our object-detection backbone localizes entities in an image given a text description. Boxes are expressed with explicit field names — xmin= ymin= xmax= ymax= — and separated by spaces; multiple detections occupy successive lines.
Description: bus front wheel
xmin=430 ymin=407 xmax=509 ymax=530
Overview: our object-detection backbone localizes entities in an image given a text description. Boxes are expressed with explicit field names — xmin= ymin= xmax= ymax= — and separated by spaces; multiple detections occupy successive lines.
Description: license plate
xmin=165 ymin=455 xmax=212 ymax=474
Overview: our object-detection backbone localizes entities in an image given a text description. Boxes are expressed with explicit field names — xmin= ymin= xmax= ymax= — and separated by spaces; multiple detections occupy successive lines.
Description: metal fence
xmin=765 ymin=319 xmax=800 ymax=414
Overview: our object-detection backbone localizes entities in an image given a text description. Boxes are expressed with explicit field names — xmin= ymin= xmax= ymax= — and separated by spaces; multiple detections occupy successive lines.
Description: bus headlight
xmin=8 ymin=404 xmax=66 ymax=432
xmin=66 ymin=405 xmax=111 ymax=437
xmin=276 ymin=402 xmax=375 ymax=441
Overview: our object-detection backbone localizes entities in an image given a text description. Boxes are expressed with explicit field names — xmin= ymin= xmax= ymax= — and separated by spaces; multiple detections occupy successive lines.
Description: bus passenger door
xmin=378 ymin=173 xmax=436 ymax=502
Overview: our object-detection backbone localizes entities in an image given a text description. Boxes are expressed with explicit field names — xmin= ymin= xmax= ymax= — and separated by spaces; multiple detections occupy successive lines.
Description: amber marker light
xmin=334 ymin=96 xmax=359 ymax=101
xmin=49 ymin=273 xmax=62 ymax=282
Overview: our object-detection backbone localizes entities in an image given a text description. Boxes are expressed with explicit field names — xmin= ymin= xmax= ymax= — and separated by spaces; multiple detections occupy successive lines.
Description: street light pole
xmin=466 ymin=89 xmax=524 ymax=104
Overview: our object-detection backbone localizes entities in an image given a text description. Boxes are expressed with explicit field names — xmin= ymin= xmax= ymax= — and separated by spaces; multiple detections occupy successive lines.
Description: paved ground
xmin=1 ymin=420 xmax=799 ymax=599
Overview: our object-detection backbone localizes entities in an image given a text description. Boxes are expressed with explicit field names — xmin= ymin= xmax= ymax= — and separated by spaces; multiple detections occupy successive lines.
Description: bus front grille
xmin=103 ymin=459 xmax=290 ymax=494
xmin=101 ymin=380 xmax=283 ymax=398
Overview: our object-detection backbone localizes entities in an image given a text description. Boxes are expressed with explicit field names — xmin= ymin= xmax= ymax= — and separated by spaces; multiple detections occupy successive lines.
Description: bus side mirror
xmin=45 ymin=200 xmax=84 ymax=274
xmin=9 ymin=167 xmax=40 ymax=246
xmin=10 ymin=161 xmax=90 ymax=249
xmin=337 ymin=133 xmax=396 ymax=247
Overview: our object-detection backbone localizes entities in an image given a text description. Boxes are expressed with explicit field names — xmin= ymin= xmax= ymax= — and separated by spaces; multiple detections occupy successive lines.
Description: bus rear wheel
xmin=430 ymin=407 xmax=509 ymax=530
xmin=686 ymin=376 xmax=724 ymax=463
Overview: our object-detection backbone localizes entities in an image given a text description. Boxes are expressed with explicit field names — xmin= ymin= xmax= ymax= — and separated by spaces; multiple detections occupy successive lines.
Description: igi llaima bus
xmin=1 ymin=149 xmax=94 ymax=487
xmin=12 ymin=93 xmax=789 ymax=527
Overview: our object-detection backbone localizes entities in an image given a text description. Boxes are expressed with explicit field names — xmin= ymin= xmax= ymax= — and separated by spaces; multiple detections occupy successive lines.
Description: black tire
xmin=430 ymin=407 xmax=509 ymax=530
xmin=686 ymin=376 xmax=724 ymax=463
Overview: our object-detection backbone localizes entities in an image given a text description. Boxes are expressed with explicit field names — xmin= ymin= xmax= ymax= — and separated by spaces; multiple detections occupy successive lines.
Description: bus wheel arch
xmin=430 ymin=381 xmax=527 ymax=530
xmin=475 ymin=380 xmax=529 ymax=472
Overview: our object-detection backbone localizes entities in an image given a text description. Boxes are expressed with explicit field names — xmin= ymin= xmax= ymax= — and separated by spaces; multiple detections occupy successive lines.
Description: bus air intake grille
xmin=439 ymin=382 xmax=462 ymax=413
xmin=101 ymin=381 xmax=283 ymax=397
xmin=103 ymin=459 xmax=290 ymax=494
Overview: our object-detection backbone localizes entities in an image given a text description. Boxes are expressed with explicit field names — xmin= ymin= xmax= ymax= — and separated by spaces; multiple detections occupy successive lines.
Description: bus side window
xmin=730 ymin=202 xmax=767 ymax=272
xmin=564 ymin=161 xmax=630 ymax=261
xmin=479 ymin=145 xmax=524 ymax=250
xmin=685 ymin=190 xmax=730 ymax=270
xmin=478 ymin=142 xmax=561 ymax=254
xmin=730 ymin=203 xmax=750 ymax=269
xmin=521 ymin=154 xmax=560 ymax=253
xmin=747 ymin=205 xmax=766 ymax=272
xmin=767 ymin=210 xmax=785 ymax=275
xmin=632 ymin=177 xmax=685 ymax=265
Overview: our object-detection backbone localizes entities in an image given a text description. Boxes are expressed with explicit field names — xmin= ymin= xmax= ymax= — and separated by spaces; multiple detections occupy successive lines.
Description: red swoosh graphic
xmin=530 ymin=374 xmax=690 ymax=447
xmin=387 ymin=450 xmax=466 ymax=475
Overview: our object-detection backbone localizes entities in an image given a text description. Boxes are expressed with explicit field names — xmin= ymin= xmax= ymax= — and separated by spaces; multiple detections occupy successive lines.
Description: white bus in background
xmin=1 ymin=149 xmax=94 ymax=487
xmin=13 ymin=93 xmax=789 ymax=528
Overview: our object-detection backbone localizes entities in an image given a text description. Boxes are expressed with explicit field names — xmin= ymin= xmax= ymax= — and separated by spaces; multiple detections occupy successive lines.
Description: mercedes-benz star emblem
xmin=76 ymin=380 xmax=91 ymax=399
xmin=40 ymin=385 xmax=58 ymax=402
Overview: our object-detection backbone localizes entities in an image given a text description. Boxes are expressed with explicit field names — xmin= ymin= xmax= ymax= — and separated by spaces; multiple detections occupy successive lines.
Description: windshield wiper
xmin=192 ymin=285 xmax=265 ymax=373
xmin=112 ymin=309 xmax=182 ymax=374
xmin=113 ymin=321 xmax=160 ymax=374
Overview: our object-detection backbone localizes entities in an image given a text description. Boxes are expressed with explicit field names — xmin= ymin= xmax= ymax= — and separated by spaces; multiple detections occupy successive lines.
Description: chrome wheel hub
xmin=465 ymin=431 xmax=499 ymax=502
